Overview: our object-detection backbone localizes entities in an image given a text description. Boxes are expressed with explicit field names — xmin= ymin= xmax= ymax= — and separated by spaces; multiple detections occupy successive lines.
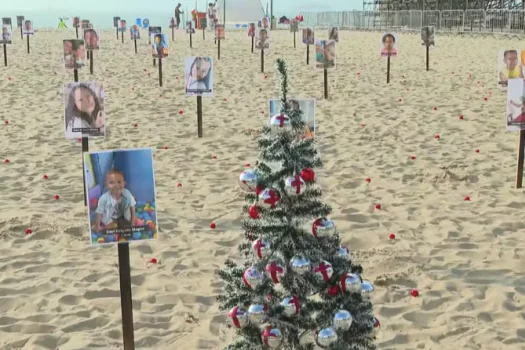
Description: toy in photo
xmin=1 ymin=25 xmax=12 ymax=44
xmin=215 ymin=24 xmax=225 ymax=40
xmin=63 ymin=82 xmax=105 ymax=139
xmin=185 ymin=56 xmax=213 ymax=97
xmin=83 ymin=148 xmax=158 ymax=245
xmin=302 ymin=28 xmax=314 ymax=45
xmin=328 ymin=27 xmax=338 ymax=42
xmin=507 ymin=79 xmax=525 ymax=131
xmin=130 ymin=25 xmax=140 ymax=39
xmin=248 ymin=23 xmax=255 ymax=37
xmin=380 ymin=32 xmax=398 ymax=57
xmin=151 ymin=33 xmax=168 ymax=58
xmin=421 ymin=26 xmax=435 ymax=46
xmin=23 ymin=20 xmax=34 ymax=35
xmin=315 ymin=40 xmax=336 ymax=69
xmin=256 ymin=28 xmax=269 ymax=49
xmin=269 ymin=99 xmax=316 ymax=139
xmin=498 ymin=50 xmax=524 ymax=89
xmin=84 ymin=28 xmax=99 ymax=50
xmin=63 ymin=39 xmax=86 ymax=69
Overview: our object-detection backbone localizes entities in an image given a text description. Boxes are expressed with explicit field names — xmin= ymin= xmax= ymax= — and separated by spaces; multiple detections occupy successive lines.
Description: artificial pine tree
xmin=217 ymin=59 xmax=378 ymax=350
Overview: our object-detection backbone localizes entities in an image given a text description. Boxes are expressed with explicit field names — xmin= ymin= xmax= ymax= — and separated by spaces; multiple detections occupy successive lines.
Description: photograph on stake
xmin=120 ymin=20 xmax=127 ymax=32
xmin=328 ymin=27 xmax=339 ymax=42
xmin=130 ymin=25 xmax=140 ymax=39
xmin=315 ymin=40 xmax=336 ymax=69
xmin=148 ymin=26 xmax=161 ymax=44
xmin=215 ymin=24 xmax=225 ymax=40
xmin=63 ymin=39 xmax=86 ymax=69
xmin=1 ymin=25 xmax=12 ymax=44
xmin=23 ymin=20 xmax=34 ymax=35
xmin=83 ymin=148 xmax=158 ymax=245
xmin=269 ymin=98 xmax=316 ymax=139
xmin=248 ymin=23 xmax=255 ymax=37
xmin=16 ymin=16 xmax=24 ymax=27
xmin=152 ymin=33 xmax=168 ymax=58
xmin=64 ymin=82 xmax=105 ymax=139
xmin=507 ymin=79 xmax=525 ymax=131
xmin=185 ymin=56 xmax=213 ymax=97
xmin=256 ymin=28 xmax=269 ymax=49
xmin=498 ymin=49 xmax=524 ymax=89
xmin=290 ymin=19 xmax=298 ymax=33
xmin=84 ymin=28 xmax=99 ymax=50
xmin=73 ymin=17 xmax=80 ymax=28
xmin=421 ymin=26 xmax=435 ymax=46
xmin=2 ymin=18 xmax=12 ymax=28
xmin=186 ymin=21 xmax=195 ymax=34
xmin=302 ymin=28 xmax=314 ymax=45
xmin=381 ymin=32 xmax=398 ymax=57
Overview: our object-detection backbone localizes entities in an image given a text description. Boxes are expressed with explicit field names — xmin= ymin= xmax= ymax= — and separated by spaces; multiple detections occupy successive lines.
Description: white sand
xmin=1 ymin=28 xmax=525 ymax=349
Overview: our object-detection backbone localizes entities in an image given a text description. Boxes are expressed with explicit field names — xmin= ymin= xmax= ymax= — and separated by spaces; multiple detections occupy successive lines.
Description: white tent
xmin=218 ymin=0 xmax=265 ymax=24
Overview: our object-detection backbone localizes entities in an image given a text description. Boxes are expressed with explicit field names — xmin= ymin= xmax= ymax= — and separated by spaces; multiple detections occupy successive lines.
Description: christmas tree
xmin=217 ymin=59 xmax=378 ymax=350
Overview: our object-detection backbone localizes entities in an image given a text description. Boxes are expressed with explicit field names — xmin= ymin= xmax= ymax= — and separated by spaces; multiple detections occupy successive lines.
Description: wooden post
xmin=190 ymin=31 xmax=193 ymax=48
xmin=197 ymin=96 xmax=203 ymax=138
xmin=26 ymin=34 xmax=30 ymax=54
xmin=76 ymin=26 xmax=78 ymax=39
xmin=426 ymin=45 xmax=429 ymax=71
xmin=158 ymin=57 xmax=163 ymax=87
xmin=118 ymin=243 xmax=135 ymax=350
xmin=323 ymin=68 xmax=328 ymax=99
xmin=3 ymin=44 xmax=6 ymax=66
xmin=218 ymin=39 xmax=221 ymax=60
xmin=306 ymin=44 xmax=309 ymax=65
xmin=261 ymin=48 xmax=264 ymax=73
xmin=386 ymin=55 xmax=391 ymax=83
xmin=134 ymin=39 xmax=137 ymax=54
xmin=251 ymin=36 xmax=254 ymax=53
xmin=89 ymin=50 xmax=93 ymax=75
xmin=516 ymin=130 xmax=525 ymax=188
xmin=293 ymin=31 xmax=296 ymax=48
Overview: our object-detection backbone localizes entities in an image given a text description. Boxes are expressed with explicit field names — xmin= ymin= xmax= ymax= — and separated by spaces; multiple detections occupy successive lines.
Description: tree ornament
xmin=361 ymin=280 xmax=375 ymax=300
xmin=370 ymin=317 xmax=381 ymax=336
xmin=248 ymin=204 xmax=260 ymax=219
xmin=247 ymin=303 xmax=268 ymax=323
xmin=269 ymin=113 xmax=291 ymax=133
xmin=313 ymin=261 xmax=333 ymax=282
xmin=300 ymin=167 xmax=315 ymax=182
xmin=281 ymin=295 xmax=301 ymax=317
xmin=265 ymin=261 xmax=286 ymax=284
xmin=262 ymin=326 xmax=283 ymax=348
xmin=333 ymin=309 xmax=353 ymax=331
xmin=258 ymin=188 xmax=281 ymax=209
xmin=337 ymin=246 xmax=350 ymax=259
xmin=315 ymin=327 xmax=338 ymax=348
xmin=340 ymin=272 xmax=361 ymax=293
xmin=290 ymin=255 xmax=311 ymax=275
xmin=284 ymin=175 xmax=306 ymax=196
xmin=242 ymin=266 xmax=265 ymax=289
xmin=312 ymin=217 xmax=336 ymax=238
xmin=228 ymin=306 xmax=249 ymax=328
xmin=238 ymin=169 xmax=259 ymax=192
xmin=252 ymin=238 xmax=271 ymax=259
xmin=327 ymin=285 xmax=340 ymax=297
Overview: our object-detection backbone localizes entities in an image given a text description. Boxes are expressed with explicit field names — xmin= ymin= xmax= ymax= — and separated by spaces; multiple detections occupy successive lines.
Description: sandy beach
xmin=1 ymin=27 xmax=525 ymax=349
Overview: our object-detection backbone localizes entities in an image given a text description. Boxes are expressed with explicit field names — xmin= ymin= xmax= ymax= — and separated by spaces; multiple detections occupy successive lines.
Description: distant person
xmin=175 ymin=3 xmax=183 ymax=29
xmin=207 ymin=2 xmax=216 ymax=30
xmin=381 ymin=33 xmax=397 ymax=57
xmin=499 ymin=50 xmax=523 ymax=87
xmin=94 ymin=169 xmax=137 ymax=233
xmin=186 ymin=56 xmax=212 ymax=92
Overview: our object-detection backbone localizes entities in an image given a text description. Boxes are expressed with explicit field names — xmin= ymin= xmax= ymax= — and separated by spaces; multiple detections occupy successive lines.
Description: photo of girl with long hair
xmin=64 ymin=82 xmax=105 ymax=139
xmin=185 ymin=56 xmax=213 ymax=97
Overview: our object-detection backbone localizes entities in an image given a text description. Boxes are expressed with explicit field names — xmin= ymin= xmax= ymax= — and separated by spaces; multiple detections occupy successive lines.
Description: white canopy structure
xmin=218 ymin=0 xmax=265 ymax=24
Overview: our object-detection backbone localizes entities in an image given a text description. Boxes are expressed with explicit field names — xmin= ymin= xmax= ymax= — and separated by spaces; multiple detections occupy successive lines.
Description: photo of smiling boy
xmin=498 ymin=50 xmax=524 ymax=89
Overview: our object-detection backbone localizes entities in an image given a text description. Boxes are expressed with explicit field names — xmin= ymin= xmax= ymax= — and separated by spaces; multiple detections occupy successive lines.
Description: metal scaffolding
xmin=364 ymin=0 xmax=524 ymax=10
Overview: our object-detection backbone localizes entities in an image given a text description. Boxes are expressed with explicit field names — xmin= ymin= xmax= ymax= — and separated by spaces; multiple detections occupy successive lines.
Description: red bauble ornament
xmin=54 ymin=194 xmax=60 ymax=200
xmin=327 ymin=285 xmax=340 ymax=297
xmin=365 ymin=177 xmax=371 ymax=183
xmin=464 ymin=196 xmax=470 ymax=201
xmin=43 ymin=174 xmax=48 ymax=180
xmin=265 ymin=261 xmax=286 ymax=284
xmin=25 ymin=228 xmax=32 ymax=235
xmin=375 ymin=204 xmax=381 ymax=210
xmin=255 ymin=186 xmax=263 ymax=196
xmin=249 ymin=204 xmax=260 ymax=219
xmin=149 ymin=258 xmax=158 ymax=264
xmin=210 ymin=222 xmax=216 ymax=229
xmin=389 ymin=233 xmax=395 ymax=240
xmin=411 ymin=289 xmax=419 ymax=297
xmin=300 ymin=168 xmax=315 ymax=182
xmin=178 ymin=110 xmax=184 ymax=115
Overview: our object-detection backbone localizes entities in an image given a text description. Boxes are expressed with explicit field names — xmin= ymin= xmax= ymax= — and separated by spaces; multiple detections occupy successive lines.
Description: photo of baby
xmin=113 ymin=16 xmax=121 ymax=27
xmin=248 ymin=23 xmax=255 ymax=37
xmin=381 ymin=32 xmax=398 ymax=57
xmin=256 ymin=28 xmax=269 ymax=49
xmin=23 ymin=20 xmax=34 ymax=35
xmin=185 ymin=56 xmax=213 ymax=97
xmin=148 ymin=26 xmax=161 ymax=44
xmin=64 ymin=82 xmax=105 ymax=139
xmin=290 ymin=19 xmax=298 ymax=33
xmin=16 ymin=16 xmax=24 ymax=28
xmin=506 ymin=79 xmax=525 ymax=131
xmin=302 ymin=28 xmax=314 ymax=45
xmin=2 ymin=18 xmax=12 ymax=28
xmin=421 ymin=26 xmax=435 ymax=46
xmin=215 ymin=24 xmax=225 ymax=40
xmin=83 ymin=148 xmax=158 ymax=245
xmin=130 ymin=25 xmax=140 ymax=39
xmin=1 ymin=25 xmax=12 ymax=44
xmin=269 ymin=99 xmax=316 ymax=139
xmin=315 ymin=40 xmax=336 ymax=69
xmin=63 ymin=39 xmax=86 ymax=69
xmin=186 ymin=21 xmax=195 ymax=34
xmin=151 ymin=33 xmax=168 ymax=58
xmin=84 ymin=28 xmax=99 ymax=50
xmin=119 ymin=20 xmax=127 ymax=32
xmin=329 ymin=27 xmax=339 ymax=42
xmin=73 ymin=17 xmax=80 ymax=28
xmin=498 ymin=50 xmax=524 ymax=89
